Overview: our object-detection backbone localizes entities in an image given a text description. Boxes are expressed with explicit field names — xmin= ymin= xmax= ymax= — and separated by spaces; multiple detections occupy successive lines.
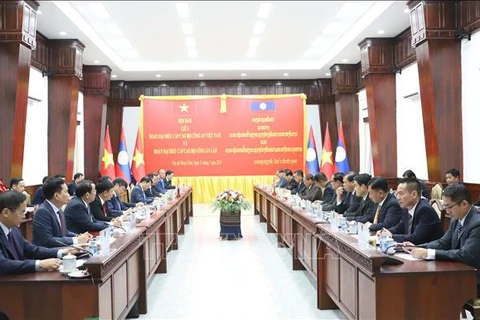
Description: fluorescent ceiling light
xmin=94 ymin=60 xmax=100 ymax=64
xmin=107 ymin=38 xmax=133 ymax=49
xmin=111 ymin=74 xmax=117 ymax=78
xmin=253 ymin=21 xmax=265 ymax=34
xmin=198 ymin=73 xmax=204 ymax=77
xmin=335 ymin=3 xmax=362 ymax=19
xmin=258 ymin=3 xmax=272 ymax=18
xmin=377 ymin=30 xmax=385 ymax=35
xmin=90 ymin=3 xmax=110 ymax=20
xmin=155 ymin=74 xmax=161 ymax=78
xmin=185 ymin=37 xmax=196 ymax=47
xmin=59 ymin=31 xmax=67 ymax=36
xmin=342 ymin=59 xmax=348 ymax=62
xmin=241 ymin=73 xmax=247 ymax=77
xmin=177 ymin=3 xmax=189 ymax=19
xmin=246 ymin=48 xmax=256 ymax=58
xmin=249 ymin=37 xmax=261 ymax=48
xmin=181 ymin=22 xmax=193 ymax=35
xmin=322 ymin=22 xmax=342 ymax=35
xmin=188 ymin=48 xmax=197 ymax=58
xmin=283 ymin=73 xmax=289 ymax=76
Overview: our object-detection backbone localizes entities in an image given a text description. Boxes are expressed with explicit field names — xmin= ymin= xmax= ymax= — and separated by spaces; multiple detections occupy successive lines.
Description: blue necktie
xmin=115 ymin=196 xmax=121 ymax=210
xmin=7 ymin=232 xmax=20 ymax=260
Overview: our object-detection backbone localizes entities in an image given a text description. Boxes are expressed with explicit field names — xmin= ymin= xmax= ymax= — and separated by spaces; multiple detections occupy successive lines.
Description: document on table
xmin=395 ymin=253 xmax=422 ymax=261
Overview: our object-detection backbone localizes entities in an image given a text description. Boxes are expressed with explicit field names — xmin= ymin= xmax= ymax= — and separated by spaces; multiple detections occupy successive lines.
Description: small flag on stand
xmin=306 ymin=125 xmax=320 ymax=175
xmin=335 ymin=121 xmax=350 ymax=174
xmin=320 ymin=123 xmax=334 ymax=180
xmin=115 ymin=127 xmax=132 ymax=184
xmin=131 ymin=128 xmax=146 ymax=183
xmin=100 ymin=125 xmax=116 ymax=179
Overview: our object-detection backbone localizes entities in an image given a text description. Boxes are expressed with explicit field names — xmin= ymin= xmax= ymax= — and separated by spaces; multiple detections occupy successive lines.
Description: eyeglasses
xmin=8 ymin=208 xmax=26 ymax=215
xmin=441 ymin=201 xmax=463 ymax=210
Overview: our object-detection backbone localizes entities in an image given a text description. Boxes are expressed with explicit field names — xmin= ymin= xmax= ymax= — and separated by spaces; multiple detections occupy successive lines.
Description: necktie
xmin=102 ymin=202 xmax=108 ymax=216
xmin=7 ymin=232 xmax=20 ymax=260
xmin=87 ymin=205 xmax=93 ymax=222
xmin=115 ymin=196 xmax=121 ymax=210
xmin=407 ymin=213 xmax=414 ymax=234
xmin=456 ymin=223 xmax=463 ymax=249
xmin=373 ymin=205 xmax=382 ymax=224
xmin=58 ymin=209 xmax=66 ymax=236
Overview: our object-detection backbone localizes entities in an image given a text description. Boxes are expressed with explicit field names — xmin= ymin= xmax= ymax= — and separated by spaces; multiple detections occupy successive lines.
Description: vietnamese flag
xmin=115 ymin=128 xmax=131 ymax=184
xmin=320 ymin=122 xmax=334 ymax=180
xmin=131 ymin=128 xmax=146 ymax=183
xmin=100 ymin=125 xmax=116 ymax=179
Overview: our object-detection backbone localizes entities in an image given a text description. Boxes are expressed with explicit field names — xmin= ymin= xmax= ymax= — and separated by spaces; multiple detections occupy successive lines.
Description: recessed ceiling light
xmin=155 ymin=74 xmax=161 ymax=78
xmin=377 ymin=30 xmax=385 ymax=35
xmin=198 ymin=73 xmax=204 ymax=77
xmin=325 ymin=72 xmax=331 ymax=76
xmin=59 ymin=31 xmax=67 ymax=36
xmin=181 ymin=22 xmax=193 ymax=35
xmin=258 ymin=3 xmax=272 ymax=18
xmin=404 ymin=8 xmax=409 ymax=13
xmin=249 ymin=37 xmax=261 ymax=48
xmin=185 ymin=37 xmax=196 ymax=47
xmin=246 ymin=48 xmax=256 ymax=58
xmin=283 ymin=73 xmax=289 ymax=76
xmin=37 ymin=10 xmax=42 ymax=14
xmin=342 ymin=59 xmax=348 ymax=63
xmin=111 ymin=74 xmax=117 ymax=78
xmin=94 ymin=60 xmax=100 ymax=64
xmin=241 ymin=73 xmax=247 ymax=77
xmin=253 ymin=21 xmax=266 ymax=34
xmin=177 ymin=3 xmax=189 ymax=19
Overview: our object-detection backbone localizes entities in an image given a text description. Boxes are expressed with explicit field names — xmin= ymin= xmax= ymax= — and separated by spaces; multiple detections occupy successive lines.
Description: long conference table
xmin=0 ymin=187 xmax=193 ymax=320
xmin=254 ymin=185 xmax=476 ymax=320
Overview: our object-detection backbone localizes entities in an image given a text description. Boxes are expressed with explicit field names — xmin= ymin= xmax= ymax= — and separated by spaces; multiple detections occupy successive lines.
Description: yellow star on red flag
xmin=320 ymin=148 xmax=333 ymax=166
xmin=101 ymin=148 xmax=115 ymax=169
xmin=133 ymin=149 xmax=145 ymax=169
xmin=179 ymin=103 xmax=189 ymax=112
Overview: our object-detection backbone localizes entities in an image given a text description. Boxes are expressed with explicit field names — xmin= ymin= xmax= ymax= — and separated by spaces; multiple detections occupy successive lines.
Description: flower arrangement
xmin=211 ymin=189 xmax=252 ymax=213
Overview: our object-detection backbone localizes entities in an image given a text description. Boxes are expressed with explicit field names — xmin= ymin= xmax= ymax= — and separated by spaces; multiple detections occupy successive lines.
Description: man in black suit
xmin=275 ymin=169 xmax=288 ymax=188
xmin=90 ymin=180 xmax=124 ymax=223
xmin=67 ymin=172 xmax=84 ymax=196
xmin=32 ymin=178 xmax=90 ymax=247
xmin=314 ymin=172 xmax=334 ymax=203
xmin=409 ymin=183 xmax=480 ymax=295
xmin=284 ymin=169 xmax=298 ymax=191
xmin=131 ymin=177 xmax=154 ymax=204
xmin=344 ymin=173 xmax=376 ymax=223
xmin=335 ymin=171 xmax=361 ymax=214
xmin=322 ymin=172 xmax=344 ymax=211
xmin=146 ymin=173 xmax=163 ymax=198
xmin=164 ymin=170 xmax=176 ymax=190
xmin=64 ymin=181 xmax=117 ymax=234
xmin=32 ymin=176 xmax=49 ymax=206
xmin=0 ymin=191 xmax=76 ymax=275
xmin=291 ymin=170 xmax=306 ymax=195
xmin=367 ymin=176 xmax=403 ymax=232
xmin=299 ymin=174 xmax=322 ymax=202
xmin=379 ymin=178 xmax=444 ymax=244
xmin=156 ymin=169 xmax=168 ymax=194
xmin=107 ymin=178 xmax=142 ymax=216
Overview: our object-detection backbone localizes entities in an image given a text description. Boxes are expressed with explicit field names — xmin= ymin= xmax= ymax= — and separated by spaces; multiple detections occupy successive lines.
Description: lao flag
xmin=251 ymin=101 xmax=275 ymax=111
xmin=115 ymin=128 xmax=131 ymax=184
xmin=306 ymin=125 xmax=320 ymax=175
xmin=335 ymin=121 xmax=350 ymax=174
xmin=320 ymin=122 xmax=334 ymax=180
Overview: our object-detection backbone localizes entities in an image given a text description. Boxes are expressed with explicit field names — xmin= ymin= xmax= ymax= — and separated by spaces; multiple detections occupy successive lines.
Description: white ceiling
xmin=36 ymin=1 xmax=411 ymax=81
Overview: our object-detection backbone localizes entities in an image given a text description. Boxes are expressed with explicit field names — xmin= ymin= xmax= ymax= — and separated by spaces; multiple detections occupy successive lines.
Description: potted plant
xmin=212 ymin=190 xmax=251 ymax=240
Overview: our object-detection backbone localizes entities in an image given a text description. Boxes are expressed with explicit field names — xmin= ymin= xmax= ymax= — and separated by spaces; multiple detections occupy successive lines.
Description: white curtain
xmin=73 ymin=92 xmax=84 ymax=177
xmin=358 ymin=89 xmax=373 ymax=175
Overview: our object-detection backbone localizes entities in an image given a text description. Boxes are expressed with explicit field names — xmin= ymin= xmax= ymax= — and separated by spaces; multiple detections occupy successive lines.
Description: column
xmin=317 ymin=79 xmax=337 ymax=159
xmin=331 ymin=64 xmax=360 ymax=172
xmin=408 ymin=0 xmax=462 ymax=182
xmin=359 ymin=38 xmax=397 ymax=177
xmin=48 ymin=40 xmax=84 ymax=179
xmin=0 ymin=1 xmax=38 ymax=181
xmin=83 ymin=65 xmax=111 ymax=180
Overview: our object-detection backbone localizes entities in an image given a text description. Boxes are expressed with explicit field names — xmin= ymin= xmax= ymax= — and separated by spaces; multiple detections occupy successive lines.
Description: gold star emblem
xmin=179 ymin=103 xmax=189 ymax=112
xmin=101 ymin=149 xmax=114 ymax=169
xmin=320 ymin=148 xmax=333 ymax=165
xmin=133 ymin=149 xmax=145 ymax=169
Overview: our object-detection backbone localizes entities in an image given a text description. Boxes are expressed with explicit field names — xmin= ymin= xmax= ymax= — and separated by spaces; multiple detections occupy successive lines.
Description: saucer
xmin=68 ymin=270 xmax=91 ymax=278
xmin=58 ymin=266 xmax=76 ymax=275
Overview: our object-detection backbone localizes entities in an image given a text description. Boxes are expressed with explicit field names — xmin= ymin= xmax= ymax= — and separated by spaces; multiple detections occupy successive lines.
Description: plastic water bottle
xmin=109 ymin=225 xmax=114 ymax=237
xmin=89 ymin=240 xmax=98 ymax=256
xmin=379 ymin=235 xmax=388 ymax=252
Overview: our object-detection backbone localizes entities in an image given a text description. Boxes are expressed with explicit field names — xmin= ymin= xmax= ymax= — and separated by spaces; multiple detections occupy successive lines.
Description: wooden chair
xmin=431 ymin=183 xmax=443 ymax=200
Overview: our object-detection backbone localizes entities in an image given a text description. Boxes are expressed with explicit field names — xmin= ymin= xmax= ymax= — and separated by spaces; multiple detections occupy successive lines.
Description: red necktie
xmin=102 ymin=202 xmax=107 ymax=216
xmin=58 ymin=210 xmax=66 ymax=236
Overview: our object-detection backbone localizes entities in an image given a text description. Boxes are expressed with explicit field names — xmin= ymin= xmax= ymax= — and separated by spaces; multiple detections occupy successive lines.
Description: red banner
xmin=142 ymin=95 xmax=305 ymax=176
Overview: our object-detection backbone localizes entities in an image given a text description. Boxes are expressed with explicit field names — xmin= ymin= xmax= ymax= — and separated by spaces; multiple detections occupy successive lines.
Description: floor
xmin=139 ymin=204 xmax=347 ymax=320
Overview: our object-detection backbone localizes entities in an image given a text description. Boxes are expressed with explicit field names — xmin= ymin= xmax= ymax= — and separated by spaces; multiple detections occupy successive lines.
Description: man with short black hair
xmin=131 ymin=177 xmax=154 ymax=204
xmin=336 ymin=171 xmax=361 ymax=214
xmin=379 ymin=178 xmax=444 ymax=244
xmin=367 ymin=176 xmax=403 ymax=232
xmin=344 ymin=173 xmax=376 ymax=223
xmin=0 ymin=191 xmax=77 ymax=275
xmin=275 ymin=169 xmax=288 ymax=188
xmin=164 ymin=170 xmax=176 ymax=190
xmin=90 ymin=180 xmax=124 ymax=223
xmin=409 ymin=183 xmax=480 ymax=295
xmin=107 ymin=178 xmax=142 ymax=216
xmin=299 ymin=174 xmax=322 ymax=202
xmin=322 ymin=172 xmax=344 ymax=211
xmin=291 ymin=170 xmax=306 ymax=195
xmin=32 ymin=178 xmax=90 ymax=247
xmin=445 ymin=168 xmax=461 ymax=185
xmin=314 ymin=172 xmax=334 ymax=203
xmin=32 ymin=176 xmax=49 ymax=205
xmin=284 ymin=169 xmax=298 ymax=191
xmin=68 ymin=172 xmax=84 ymax=196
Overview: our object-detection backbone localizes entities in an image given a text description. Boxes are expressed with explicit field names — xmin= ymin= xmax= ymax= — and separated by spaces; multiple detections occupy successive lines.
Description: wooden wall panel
xmin=395 ymin=28 xmax=416 ymax=69
xmin=457 ymin=1 xmax=480 ymax=33
xmin=31 ymin=31 xmax=48 ymax=71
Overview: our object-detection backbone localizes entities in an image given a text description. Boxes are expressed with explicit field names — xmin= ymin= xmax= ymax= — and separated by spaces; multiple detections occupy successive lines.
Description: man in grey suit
xmin=299 ymin=174 xmax=322 ymax=202
xmin=409 ymin=183 xmax=480 ymax=295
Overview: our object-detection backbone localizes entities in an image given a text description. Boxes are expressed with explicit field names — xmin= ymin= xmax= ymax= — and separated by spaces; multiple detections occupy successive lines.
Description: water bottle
xmin=109 ymin=225 xmax=114 ymax=237
xmin=379 ymin=235 xmax=388 ymax=252
xmin=89 ymin=240 xmax=98 ymax=256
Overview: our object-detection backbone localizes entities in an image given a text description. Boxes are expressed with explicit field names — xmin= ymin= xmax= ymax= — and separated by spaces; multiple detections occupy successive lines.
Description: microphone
xmin=53 ymin=239 xmax=93 ymax=256
xmin=112 ymin=224 xmax=127 ymax=233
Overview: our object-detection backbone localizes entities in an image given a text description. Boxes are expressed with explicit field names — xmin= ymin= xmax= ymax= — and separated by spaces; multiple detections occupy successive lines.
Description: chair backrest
xmin=431 ymin=183 xmax=443 ymax=200
xmin=431 ymin=201 xmax=443 ymax=219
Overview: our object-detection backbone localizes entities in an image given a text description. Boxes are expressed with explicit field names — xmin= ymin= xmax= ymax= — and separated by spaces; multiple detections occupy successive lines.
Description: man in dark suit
xmin=299 ymin=174 xmax=322 ymax=202
xmin=409 ymin=183 xmax=480 ymax=295
xmin=64 ymin=181 xmax=115 ymax=234
xmin=67 ymin=172 xmax=84 ymax=196
xmin=284 ymin=169 xmax=298 ymax=191
xmin=164 ymin=170 xmax=176 ymax=190
xmin=32 ymin=178 xmax=90 ymax=247
xmin=131 ymin=177 xmax=154 ymax=204
xmin=291 ymin=170 xmax=306 ymax=195
xmin=146 ymin=173 xmax=162 ymax=198
xmin=107 ymin=178 xmax=142 ymax=216
xmin=156 ymin=169 xmax=168 ymax=194
xmin=0 ymin=191 xmax=76 ymax=275
xmin=344 ymin=173 xmax=376 ymax=223
xmin=367 ymin=176 xmax=403 ymax=232
xmin=31 ymin=176 xmax=49 ymax=206
xmin=90 ymin=180 xmax=124 ymax=223
xmin=322 ymin=172 xmax=344 ymax=211
xmin=335 ymin=171 xmax=361 ymax=214
xmin=275 ymin=169 xmax=288 ymax=188
xmin=379 ymin=178 xmax=444 ymax=244
xmin=314 ymin=172 xmax=335 ymax=203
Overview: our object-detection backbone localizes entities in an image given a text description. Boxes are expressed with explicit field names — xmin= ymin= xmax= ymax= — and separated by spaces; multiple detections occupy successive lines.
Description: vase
xmin=219 ymin=210 xmax=242 ymax=240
